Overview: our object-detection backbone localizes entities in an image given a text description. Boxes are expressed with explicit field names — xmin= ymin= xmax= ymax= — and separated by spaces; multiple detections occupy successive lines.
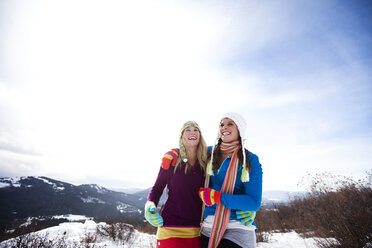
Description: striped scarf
xmin=220 ymin=141 xmax=240 ymax=154
xmin=205 ymin=141 xmax=241 ymax=248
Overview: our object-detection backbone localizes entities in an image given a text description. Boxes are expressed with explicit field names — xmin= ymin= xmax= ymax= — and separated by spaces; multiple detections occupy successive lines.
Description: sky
xmin=1 ymin=0 xmax=371 ymax=192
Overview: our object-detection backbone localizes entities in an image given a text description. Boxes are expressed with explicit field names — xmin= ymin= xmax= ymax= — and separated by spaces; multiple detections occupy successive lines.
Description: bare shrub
xmin=255 ymin=206 xmax=284 ymax=232
xmin=0 ymin=217 xmax=68 ymax=242
xmin=303 ymin=171 xmax=371 ymax=247
xmin=254 ymin=171 xmax=372 ymax=247
xmin=294 ymin=171 xmax=371 ymax=247
xmin=135 ymin=222 xmax=157 ymax=235
xmin=2 ymin=232 xmax=69 ymax=248
xmin=96 ymin=222 xmax=135 ymax=244
xmin=81 ymin=231 xmax=97 ymax=245
xmin=256 ymin=230 xmax=270 ymax=243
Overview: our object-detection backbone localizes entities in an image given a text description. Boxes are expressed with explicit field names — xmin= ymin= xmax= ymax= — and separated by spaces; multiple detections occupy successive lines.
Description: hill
xmin=0 ymin=176 xmax=146 ymax=227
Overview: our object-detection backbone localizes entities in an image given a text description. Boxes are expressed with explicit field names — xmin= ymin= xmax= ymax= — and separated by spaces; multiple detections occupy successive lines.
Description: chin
xmin=222 ymin=137 xmax=237 ymax=143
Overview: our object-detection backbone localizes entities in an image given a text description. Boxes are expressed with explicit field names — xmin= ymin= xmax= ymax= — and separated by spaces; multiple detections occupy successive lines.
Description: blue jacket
xmin=203 ymin=149 xmax=263 ymax=221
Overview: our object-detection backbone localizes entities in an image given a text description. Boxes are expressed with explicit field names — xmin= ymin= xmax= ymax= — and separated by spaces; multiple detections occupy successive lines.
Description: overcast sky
xmin=1 ymin=0 xmax=371 ymax=192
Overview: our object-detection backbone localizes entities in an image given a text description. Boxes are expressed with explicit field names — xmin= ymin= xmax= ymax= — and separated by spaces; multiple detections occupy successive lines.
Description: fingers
xmin=199 ymin=187 xmax=208 ymax=191
xmin=148 ymin=213 xmax=163 ymax=227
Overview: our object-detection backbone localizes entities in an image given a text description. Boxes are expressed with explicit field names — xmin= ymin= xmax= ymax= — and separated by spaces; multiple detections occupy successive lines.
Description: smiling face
xmin=182 ymin=126 xmax=200 ymax=148
xmin=219 ymin=118 xmax=240 ymax=143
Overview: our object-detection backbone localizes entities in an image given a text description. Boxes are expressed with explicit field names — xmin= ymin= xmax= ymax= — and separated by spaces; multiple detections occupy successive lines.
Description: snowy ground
xmin=0 ymin=215 xmax=326 ymax=248
xmin=257 ymin=232 xmax=321 ymax=248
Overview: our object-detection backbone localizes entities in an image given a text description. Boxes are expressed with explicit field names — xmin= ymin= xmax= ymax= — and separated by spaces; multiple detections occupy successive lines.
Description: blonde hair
xmin=175 ymin=125 xmax=208 ymax=174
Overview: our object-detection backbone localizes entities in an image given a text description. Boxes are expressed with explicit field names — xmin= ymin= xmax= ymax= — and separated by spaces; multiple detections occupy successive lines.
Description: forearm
xmin=221 ymin=192 xmax=261 ymax=211
xmin=147 ymin=168 xmax=168 ymax=206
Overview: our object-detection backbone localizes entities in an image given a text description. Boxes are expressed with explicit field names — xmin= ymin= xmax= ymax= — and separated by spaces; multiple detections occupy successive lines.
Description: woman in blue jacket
xmin=199 ymin=112 xmax=263 ymax=248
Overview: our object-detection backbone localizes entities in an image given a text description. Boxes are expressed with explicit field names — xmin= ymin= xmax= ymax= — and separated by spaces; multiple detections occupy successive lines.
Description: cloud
xmin=0 ymin=149 xmax=42 ymax=177
xmin=260 ymin=136 xmax=372 ymax=191
xmin=0 ymin=0 xmax=371 ymax=191
xmin=0 ymin=139 xmax=41 ymax=156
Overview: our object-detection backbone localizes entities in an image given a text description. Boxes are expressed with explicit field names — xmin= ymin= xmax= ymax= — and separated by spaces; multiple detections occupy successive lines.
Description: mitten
xmin=161 ymin=149 xmax=179 ymax=170
xmin=144 ymin=201 xmax=163 ymax=227
xmin=236 ymin=210 xmax=256 ymax=226
xmin=198 ymin=187 xmax=222 ymax=206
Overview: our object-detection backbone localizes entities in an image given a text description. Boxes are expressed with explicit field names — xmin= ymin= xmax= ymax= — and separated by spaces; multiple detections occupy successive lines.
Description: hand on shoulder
xmin=161 ymin=148 xmax=179 ymax=170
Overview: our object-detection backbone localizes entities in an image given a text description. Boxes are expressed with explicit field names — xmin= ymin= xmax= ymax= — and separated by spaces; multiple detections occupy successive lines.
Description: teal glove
xmin=236 ymin=210 xmax=256 ymax=226
xmin=144 ymin=201 xmax=163 ymax=227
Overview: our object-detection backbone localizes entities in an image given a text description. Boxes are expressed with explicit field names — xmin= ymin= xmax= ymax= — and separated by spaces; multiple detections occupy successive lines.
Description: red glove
xmin=161 ymin=149 xmax=179 ymax=170
xmin=199 ymin=187 xmax=222 ymax=206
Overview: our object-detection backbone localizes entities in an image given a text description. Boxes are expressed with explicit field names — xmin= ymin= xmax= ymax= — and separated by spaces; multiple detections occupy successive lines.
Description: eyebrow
xmin=186 ymin=127 xmax=199 ymax=130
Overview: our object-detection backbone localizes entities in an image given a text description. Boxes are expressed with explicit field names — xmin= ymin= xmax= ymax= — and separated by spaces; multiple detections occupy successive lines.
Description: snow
xmin=37 ymin=177 xmax=65 ymax=191
xmin=257 ymin=231 xmax=319 ymax=248
xmin=37 ymin=177 xmax=55 ymax=186
xmin=19 ymin=217 xmax=33 ymax=228
xmin=0 ymin=176 xmax=64 ymax=190
xmin=0 ymin=182 xmax=9 ymax=188
xmin=0 ymin=216 xmax=331 ymax=248
xmin=89 ymin=184 xmax=108 ymax=194
xmin=116 ymin=203 xmax=131 ymax=213
xmin=0 ymin=219 xmax=156 ymax=248
xmin=80 ymin=196 xmax=106 ymax=204
xmin=0 ymin=177 xmax=22 ymax=187
xmin=52 ymin=214 xmax=92 ymax=222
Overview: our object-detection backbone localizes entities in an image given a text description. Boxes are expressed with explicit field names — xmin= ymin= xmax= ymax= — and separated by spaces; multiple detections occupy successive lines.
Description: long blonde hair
xmin=174 ymin=122 xmax=208 ymax=174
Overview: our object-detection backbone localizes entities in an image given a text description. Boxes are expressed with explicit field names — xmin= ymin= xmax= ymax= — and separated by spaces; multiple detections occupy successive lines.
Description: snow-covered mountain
xmin=0 ymin=176 xmax=146 ymax=227
xmin=0 ymin=176 xmax=307 ymax=229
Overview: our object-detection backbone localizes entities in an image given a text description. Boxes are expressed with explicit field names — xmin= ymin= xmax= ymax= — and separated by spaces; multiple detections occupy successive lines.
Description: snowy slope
xmin=0 ymin=215 xmax=156 ymax=248
xmin=0 ymin=215 xmax=328 ymax=248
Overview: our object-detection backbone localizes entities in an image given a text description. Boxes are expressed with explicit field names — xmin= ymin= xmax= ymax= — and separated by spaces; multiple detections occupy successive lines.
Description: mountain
xmin=262 ymin=190 xmax=308 ymax=208
xmin=111 ymin=187 xmax=145 ymax=194
xmin=0 ymin=176 xmax=307 ymax=228
xmin=0 ymin=176 xmax=147 ymax=227
xmin=133 ymin=187 xmax=167 ymax=206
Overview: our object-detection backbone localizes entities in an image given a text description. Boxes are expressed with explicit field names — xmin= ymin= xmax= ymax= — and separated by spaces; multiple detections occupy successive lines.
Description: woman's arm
xmin=220 ymin=153 xmax=263 ymax=211
xmin=147 ymin=166 xmax=169 ymax=206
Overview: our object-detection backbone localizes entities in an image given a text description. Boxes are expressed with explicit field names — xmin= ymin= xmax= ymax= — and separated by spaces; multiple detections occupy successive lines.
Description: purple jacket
xmin=147 ymin=161 xmax=205 ymax=227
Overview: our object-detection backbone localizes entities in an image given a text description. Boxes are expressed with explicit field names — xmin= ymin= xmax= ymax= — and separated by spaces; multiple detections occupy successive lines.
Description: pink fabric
xmin=157 ymin=237 xmax=201 ymax=248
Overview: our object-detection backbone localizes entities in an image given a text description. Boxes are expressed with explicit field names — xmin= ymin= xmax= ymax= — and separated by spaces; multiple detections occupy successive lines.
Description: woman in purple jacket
xmin=145 ymin=121 xmax=208 ymax=247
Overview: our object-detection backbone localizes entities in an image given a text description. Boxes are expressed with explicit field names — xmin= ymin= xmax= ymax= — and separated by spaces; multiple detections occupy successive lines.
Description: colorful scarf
xmin=205 ymin=142 xmax=241 ymax=248
xmin=207 ymin=141 xmax=249 ymax=183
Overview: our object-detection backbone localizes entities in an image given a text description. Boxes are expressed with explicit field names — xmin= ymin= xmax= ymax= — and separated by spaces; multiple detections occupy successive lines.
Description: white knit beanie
xmin=207 ymin=112 xmax=249 ymax=182
xmin=221 ymin=112 xmax=247 ymax=141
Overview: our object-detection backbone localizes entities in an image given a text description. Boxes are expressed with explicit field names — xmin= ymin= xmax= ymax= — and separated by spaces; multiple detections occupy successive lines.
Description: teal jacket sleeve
xmin=220 ymin=153 xmax=263 ymax=211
